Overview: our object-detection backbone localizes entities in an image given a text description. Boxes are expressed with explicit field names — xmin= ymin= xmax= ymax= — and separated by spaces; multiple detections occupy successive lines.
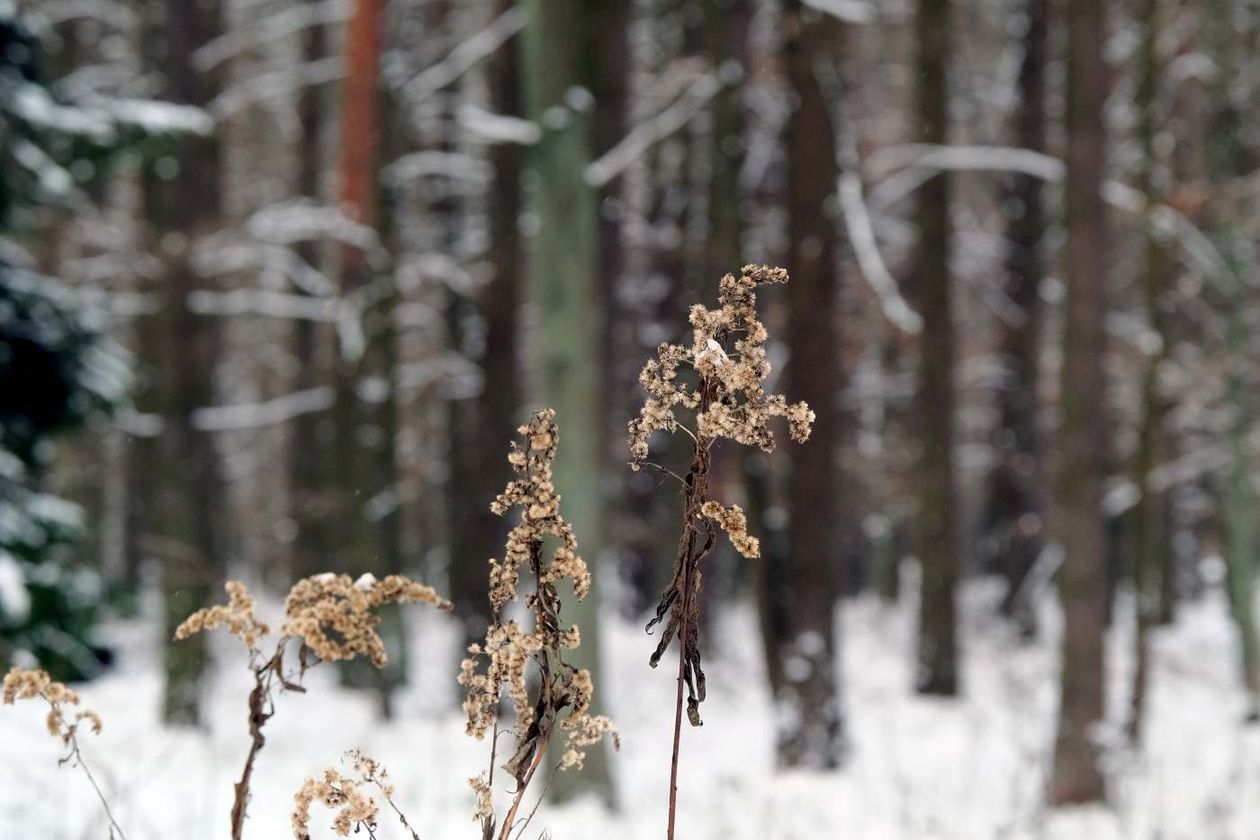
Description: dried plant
xmin=627 ymin=265 xmax=813 ymax=838
xmin=177 ymin=573 xmax=451 ymax=840
xmin=292 ymin=750 xmax=420 ymax=840
xmin=3 ymin=667 xmax=127 ymax=839
xmin=458 ymin=408 xmax=619 ymax=840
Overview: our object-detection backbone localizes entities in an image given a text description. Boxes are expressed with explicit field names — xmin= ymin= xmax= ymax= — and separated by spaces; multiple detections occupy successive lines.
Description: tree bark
xmin=984 ymin=0 xmax=1047 ymax=639
xmin=778 ymin=0 xmax=846 ymax=769
xmin=1126 ymin=0 xmax=1168 ymax=745
xmin=289 ymin=0 xmax=335 ymax=582
xmin=332 ymin=0 xmax=406 ymax=714
xmin=445 ymin=0 xmax=525 ymax=652
xmin=523 ymin=0 xmax=614 ymax=804
xmin=911 ymin=0 xmax=959 ymax=697
xmin=1048 ymin=0 xmax=1109 ymax=805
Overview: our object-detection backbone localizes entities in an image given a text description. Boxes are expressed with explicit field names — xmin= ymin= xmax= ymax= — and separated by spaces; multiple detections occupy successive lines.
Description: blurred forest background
xmin=4 ymin=0 xmax=1260 ymax=835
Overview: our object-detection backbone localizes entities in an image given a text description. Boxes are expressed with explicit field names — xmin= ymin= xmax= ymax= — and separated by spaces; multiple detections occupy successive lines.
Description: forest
xmin=2 ymin=0 xmax=1259 ymax=837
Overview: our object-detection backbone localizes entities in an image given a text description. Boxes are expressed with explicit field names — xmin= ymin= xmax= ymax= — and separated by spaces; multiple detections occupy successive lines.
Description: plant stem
xmin=667 ymin=568 xmax=690 ymax=840
xmin=498 ymin=737 xmax=549 ymax=840
xmin=69 ymin=738 xmax=128 ymax=840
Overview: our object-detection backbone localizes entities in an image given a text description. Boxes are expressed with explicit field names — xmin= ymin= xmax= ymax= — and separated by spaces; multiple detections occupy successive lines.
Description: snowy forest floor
xmin=3 ymin=577 xmax=1259 ymax=839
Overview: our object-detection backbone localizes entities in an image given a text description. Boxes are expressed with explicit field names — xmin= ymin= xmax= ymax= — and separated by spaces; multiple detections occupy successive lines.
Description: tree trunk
xmin=523 ymin=0 xmax=615 ymax=804
xmin=1205 ymin=0 xmax=1260 ymax=725
xmin=1048 ymin=0 xmax=1109 ymax=805
xmin=984 ymin=0 xmax=1047 ymax=640
xmin=777 ymin=0 xmax=846 ymax=769
xmin=911 ymin=0 xmax=958 ymax=697
xmin=1125 ymin=0 xmax=1168 ymax=745
xmin=143 ymin=0 xmax=229 ymax=727
xmin=445 ymin=0 xmax=526 ymax=652
xmin=333 ymin=0 xmax=406 ymax=714
xmin=289 ymin=0 xmax=335 ymax=582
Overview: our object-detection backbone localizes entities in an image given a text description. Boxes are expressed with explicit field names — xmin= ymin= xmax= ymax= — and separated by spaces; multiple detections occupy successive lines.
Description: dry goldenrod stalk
xmin=177 ymin=574 xmax=450 ymax=840
xmin=627 ymin=265 xmax=813 ymax=839
xmin=291 ymin=750 xmax=419 ymax=840
xmin=3 ymin=667 xmax=126 ymax=840
xmin=458 ymin=409 xmax=619 ymax=840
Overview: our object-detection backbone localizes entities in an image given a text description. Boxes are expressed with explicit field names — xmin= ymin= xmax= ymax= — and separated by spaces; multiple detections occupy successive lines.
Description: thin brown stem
xmin=498 ymin=735 xmax=550 ymax=840
xmin=667 ymin=568 xmax=689 ymax=840
xmin=66 ymin=736 xmax=128 ymax=840
xmin=231 ymin=651 xmax=279 ymax=840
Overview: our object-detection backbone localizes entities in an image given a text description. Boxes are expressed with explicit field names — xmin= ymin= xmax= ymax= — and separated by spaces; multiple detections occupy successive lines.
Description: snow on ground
xmin=3 ymin=580 xmax=1260 ymax=839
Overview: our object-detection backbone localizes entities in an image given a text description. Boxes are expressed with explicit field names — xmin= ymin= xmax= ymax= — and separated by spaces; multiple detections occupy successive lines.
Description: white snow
xmin=3 ymin=582 xmax=1259 ymax=839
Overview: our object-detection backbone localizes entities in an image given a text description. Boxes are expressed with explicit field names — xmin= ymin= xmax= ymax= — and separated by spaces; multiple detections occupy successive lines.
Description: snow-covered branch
xmin=586 ymin=70 xmax=727 ymax=188
xmin=838 ymin=169 xmax=923 ymax=334
xmin=456 ymin=103 xmax=541 ymax=146
xmin=865 ymin=143 xmax=1235 ymax=294
xmin=191 ymin=387 xmax=335 ymax=432
xmin=398 ymin=5 xmax=524 ymax=103
xmin=193 ymin=0 xmax=349 ymax=72
xmin=801 ymin=0 xmax=878 ymax=23
xmin=186 ymin=289 xmax=341 ymax=322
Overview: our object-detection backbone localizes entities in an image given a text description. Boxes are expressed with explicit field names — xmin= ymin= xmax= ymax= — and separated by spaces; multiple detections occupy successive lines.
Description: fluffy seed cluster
xmin=292 ymin=768 xmax=379 ymax=839
xmin=458 ymin=409 xmax=618 ymax=816
xmin=3 ymin=667 xmax=102 ymax=744
xmin=628 ymin=264 xmax=814 ymax=466
xmin=633 ymin=266 xmax=814 ymax=727
xmin=174 ymin=580 xmax=270 ymax=648
xmin=178 ymin=574 xmax=450 ymax=669
xmin=282 ymin=573 xmax=452 ymax=668
xmin=699 ymin=500 xmax=759 ymax=559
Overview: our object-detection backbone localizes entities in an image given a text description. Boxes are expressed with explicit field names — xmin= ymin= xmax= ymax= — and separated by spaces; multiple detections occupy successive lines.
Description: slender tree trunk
xmin=333 ymin=0 xmax=405 ymax=714
xmin=984 ymin=0 xmax=1047 ymax=639
xmin=1126 ymin=0 xmax=1168 ymax=745
xmin=776 ymin=0 xmax=846 ymax=769
xmin=1206 ymin=0 xmax=1260 ymax=724
xmin=911 ymin=0 xmax=959 ymax=696
xmin=290 ymin=0 xmax=334 ymax=582
xmin=143 ymin=0 xmax=229 ymax=726
xmin=1048 ymin=0 xmax=1109 ymax=805
xmin=446 ymin=0 xmax=525 ymax=651
xmin=523 ymin=0 xmax=614 ymax=804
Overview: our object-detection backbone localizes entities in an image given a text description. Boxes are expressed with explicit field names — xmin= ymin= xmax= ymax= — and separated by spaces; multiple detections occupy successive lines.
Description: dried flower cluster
xmin=174 ymin=579 xmax=270 ymax=648
xmin=3 ymin=666 xmax=102 ymax=744
xmin=280 ymin=572 xmax=450 ymax=667
xmin=458 ymin=409 xmax=618 ymax=840
xmin=4 ymin=667 xmax=126 ymax=839
xmin=292 ymin=768 xmax=379 ymax=838
xmin=627 ymin=267 xmax=813 ymax=838
xmin=176 ymin=574 xmax=450 ymax=840
xmin=178 ymin=573 xmax=450 ymax=668
xmin=628 ymin=264 xmax=814 ymax=470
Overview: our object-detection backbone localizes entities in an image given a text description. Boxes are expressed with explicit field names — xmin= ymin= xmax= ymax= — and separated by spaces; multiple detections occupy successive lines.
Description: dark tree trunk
xmin=143 ymin=0 xmax=228 ymax=726
xmin=1126 ymin=0 xmax=1169 ymax=745
xmin=332 ymin=0 xmax=406 ymax=714
xmin=911 ymin=0 xmax=959 ymax=697
xmin=778 ymin=0 xmax=845 ymax=769
xmin=445 ymin=0 xmax=525 ymax=650
xmin=289 ymin=0 xmax=335 ymax=582
xmin=1048 ymin=0 xmax=1110 ymax=805
xmin=984 ymin=0 xmax=1047 ymax=639
xmin=523 ymin=0 xmax=614 ymax=804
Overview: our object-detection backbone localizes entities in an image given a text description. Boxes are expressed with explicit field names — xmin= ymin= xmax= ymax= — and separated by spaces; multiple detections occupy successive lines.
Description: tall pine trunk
xmin=333 ymin=0 xmax=406 ymax=715
xmin=523 ymin=0 xmax=614 ymax=805
xmin=290 ymin=0 xmax=334 ymax=582
xmin=912 ymin=0 xmax=959 ymax=697
xmin=778 ymin=0 xmax=846 ymax=768
xmin=1048 ymin=0 xmax=1109 ymax=805
xmin=985 ymin=0 xmax=1047 ymax=638
xmin=144 ymin=0 xmax=228 ymax=726
xmin=1125 ymin=0 xmax=1169 ymax=744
